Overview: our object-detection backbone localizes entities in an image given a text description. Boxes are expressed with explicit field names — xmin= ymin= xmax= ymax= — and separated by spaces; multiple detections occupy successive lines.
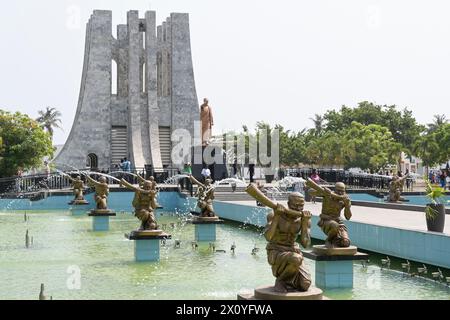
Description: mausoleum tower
xmin=54 ymin=10 xmax=199 ymax=171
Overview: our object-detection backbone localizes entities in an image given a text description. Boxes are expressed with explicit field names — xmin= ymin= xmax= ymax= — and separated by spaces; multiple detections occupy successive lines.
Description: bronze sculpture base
xmin=125 ymin=230 xmax=171 ymax=240
xmin=312 ymin=245 xmax=358 ymax=256
xmin=88 ymin=209 xmax=116 ymax=216
xmin=238 ymin=285 xmax=325 ymax=300
xmin=69 ymin=199 xmax=89 ymax=205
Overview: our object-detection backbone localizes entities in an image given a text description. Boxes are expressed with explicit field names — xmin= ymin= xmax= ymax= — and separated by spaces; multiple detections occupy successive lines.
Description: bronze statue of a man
xmin=306 ymin=179 xmax=352 ymax=248
xmin=246 ymin=183 xmax=312 ymax=292
xmin=189 ymin=174 xmax=216 ymax=217
xmin=387 ymin=173 xmax=409 ymax=202
xmin=137 ymin=174 xmax=160 ymax=209
xmin=68 ymin=175 xmax=85 ymax=201
xmin=86 ymin=175 xmax=109 ymax=210
xmin=121 ymin=178 xmax=158 ymax=230
xmin=200 ymin=98 xmax=214 ymax=146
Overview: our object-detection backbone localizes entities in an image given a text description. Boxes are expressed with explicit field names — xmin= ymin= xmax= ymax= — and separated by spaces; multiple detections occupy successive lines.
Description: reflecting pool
xmin=0 ymin=210 xmax=449 ymax=300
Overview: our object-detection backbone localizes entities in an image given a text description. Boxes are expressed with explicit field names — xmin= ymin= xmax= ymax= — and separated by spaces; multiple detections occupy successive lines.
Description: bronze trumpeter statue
xmin=246 ymin=183 xmax=312 ymax=292
xmin=136 ymin=174 xmax=161 ymax=210
xmin=121 ymin=178 xmax=159 ymax=231
xmin=86 ymin=175 xmax=110 ymax=210
xmin=189 ymin=174 xmax=216 ymax=218
xmin=67 ymin=175 xmax=88 ymax=205
xmin=306 ymin=178 xmax=352 ymax=248
xmin=387 ymin=173 xmax=409 ymax=202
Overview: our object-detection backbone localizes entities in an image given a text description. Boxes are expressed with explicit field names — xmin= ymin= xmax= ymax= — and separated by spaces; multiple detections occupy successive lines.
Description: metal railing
xmin=281 ymin=168 xmax=409 ymax=191
xmin=0 ymin=166 xmax=182 ymax=194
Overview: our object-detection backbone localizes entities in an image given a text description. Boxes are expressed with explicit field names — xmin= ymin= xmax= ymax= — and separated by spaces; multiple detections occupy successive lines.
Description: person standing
xmin=248 ymin=163 xmax=255 ymax=183
xmin=201 ymin=166 xmax=211 ymax=183
xmin=440 ymin=170 xmax=447 ymax=190
xmin=183 ymin=163 xmax=193 ymax=195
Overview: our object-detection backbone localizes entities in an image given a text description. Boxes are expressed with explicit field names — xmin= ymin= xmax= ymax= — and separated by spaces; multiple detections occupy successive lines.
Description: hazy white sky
xmin=1 ymin=0 xmax=449 ymax=145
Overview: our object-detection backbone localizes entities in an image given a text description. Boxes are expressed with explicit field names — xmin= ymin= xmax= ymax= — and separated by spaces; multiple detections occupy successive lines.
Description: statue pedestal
xmin=190 ymin=214 xmax=224 ymax=242
xmin=68 ymin=199 xmax=89 ymax=205
xmin=303 ymin=246 xmax=369 ymax=289
xmin=125 ymin=230 xmax=171 ymax=262
xmin=70 ymin=207 xmax=89 ymax=216
xmin=88 ymin=210 xmax=116 ymax=231
xmin=237 ymin=285 xmax=325 ymax=300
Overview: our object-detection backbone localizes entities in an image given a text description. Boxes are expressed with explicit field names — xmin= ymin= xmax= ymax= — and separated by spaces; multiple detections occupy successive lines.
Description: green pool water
xmin=0 ymin=210 xmax=449 ymax=300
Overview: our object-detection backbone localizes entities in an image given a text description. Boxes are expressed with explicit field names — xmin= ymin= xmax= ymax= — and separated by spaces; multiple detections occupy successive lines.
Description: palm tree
xmin=36 ymin=107 xmax=62 ymax=139
xmin=427 ymin=114 xmax=447 ymax=133
xmin=309 ymin=114 xmax=324 ymax=136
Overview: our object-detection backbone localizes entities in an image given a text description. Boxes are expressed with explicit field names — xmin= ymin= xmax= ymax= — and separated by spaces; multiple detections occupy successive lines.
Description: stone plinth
xmin=237 ymin=285 xmax=324 ymax=300
xmin=303 ymin=248 xmax=369 ymax=289
xmin=68 ymin=199 xmax=89 ymax=205
xmin=312 ymin=245 xmax=358 ymax=256
xmin=190 ymin=215 xmax=224 ymax=242
xmin=125 ymin=230 xmax=171 ymax=262
xmin=88 ymin=209 xmax=116 ymax=231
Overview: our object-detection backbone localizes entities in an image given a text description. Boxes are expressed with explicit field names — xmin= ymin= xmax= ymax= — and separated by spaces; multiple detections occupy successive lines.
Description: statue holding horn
xmin=121 ymin=178 xmax=158 ymax=231
xmin=246 ymin=183 xmax=312 ymax=292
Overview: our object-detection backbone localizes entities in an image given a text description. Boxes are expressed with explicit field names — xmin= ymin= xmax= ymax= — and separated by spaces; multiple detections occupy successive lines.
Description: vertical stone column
xmin=127 ymin=11 xmax=146 ymax=168
xmin=53 ymin=10 xmax=112 ymax=170
xmin=145 ymin=11 xmax=163 ymax=169
xmin=117 ymin=25 xmax=129 ymax=97
xmin=170 ymin=13 xmax=199 ymax=147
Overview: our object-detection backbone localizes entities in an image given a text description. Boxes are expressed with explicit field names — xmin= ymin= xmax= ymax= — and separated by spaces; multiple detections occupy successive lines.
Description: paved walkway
xmin=222 ymin=200 xmax=450 ymax=235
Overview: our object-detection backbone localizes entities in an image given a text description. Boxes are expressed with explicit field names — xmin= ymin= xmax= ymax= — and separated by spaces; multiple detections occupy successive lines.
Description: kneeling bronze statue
xmin=246 ymin=183 xmax=312 ymax=292
xmin=306 ymin=178 xmax=352 ymax=248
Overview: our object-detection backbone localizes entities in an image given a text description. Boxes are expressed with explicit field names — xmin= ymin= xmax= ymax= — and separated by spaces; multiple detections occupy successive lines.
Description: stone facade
xmin=54 ymin=10 xmax=199 ymax=170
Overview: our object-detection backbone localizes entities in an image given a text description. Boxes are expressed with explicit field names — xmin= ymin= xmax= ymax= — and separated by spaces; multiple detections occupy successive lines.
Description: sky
xmin=0 ymin=0 xmax=449 ymax=145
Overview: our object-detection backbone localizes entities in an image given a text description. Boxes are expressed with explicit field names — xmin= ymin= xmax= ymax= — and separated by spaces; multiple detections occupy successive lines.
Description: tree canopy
xmin=0 ymin=110 xmax=54 ymax=178
xmin=226 ymin=102 xmax=448 ymax=172
xmin=36 ymin=106 xmax=62 ymax=139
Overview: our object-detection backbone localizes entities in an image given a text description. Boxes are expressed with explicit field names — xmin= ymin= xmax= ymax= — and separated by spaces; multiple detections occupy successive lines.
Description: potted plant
xmin=424 ymin=176 xmax=446 ymax=232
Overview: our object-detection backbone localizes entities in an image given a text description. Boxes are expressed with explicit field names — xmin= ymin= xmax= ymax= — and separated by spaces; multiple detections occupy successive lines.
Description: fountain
xmin=121 ymin=178 xmax=171 ymax=262
xmin=188 ymin=175 xmax=224 ymax=242
xmin=86 ymin=175 xmax=116 ymax=231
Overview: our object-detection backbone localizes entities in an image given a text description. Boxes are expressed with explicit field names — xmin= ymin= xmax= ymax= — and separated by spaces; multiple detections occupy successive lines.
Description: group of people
xmin=429 ymin=169 xmax=449 ymax=190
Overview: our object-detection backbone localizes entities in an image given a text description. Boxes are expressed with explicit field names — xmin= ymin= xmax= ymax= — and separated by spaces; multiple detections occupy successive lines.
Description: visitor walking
xmin=248 ymin=163 xmax=255 ymax=183
xmin=440 ymin=170 xmax=447 ymax=190
xmin=232 ymin=158 xmax=238 ymax=178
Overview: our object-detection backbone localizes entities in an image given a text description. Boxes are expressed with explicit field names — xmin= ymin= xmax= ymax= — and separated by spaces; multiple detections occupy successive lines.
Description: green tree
xmin=309 ymin=114 xmax=325 ymax=136
xmin=323 ymin=102 xmax=424 ymax=156
xmin=0 ymin=110 xmax=54 ymax=177
xmin=36 ymin=106 xmax=62 ymax=139
xmin=414 ymin=122 xmax=450 ymax=170
xmin=340 ymin=122 xmax=402 ymax=171
xmin=427 ymin=114 xmax=448 ymax=133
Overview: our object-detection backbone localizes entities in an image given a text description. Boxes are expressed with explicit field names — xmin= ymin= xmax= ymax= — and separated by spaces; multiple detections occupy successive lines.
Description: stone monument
xmin=86 ymin=175 xmax=116 ymax=231
xmin=241 ymin=183 xmax=325 ymax=300
xmin=54 ymin=10 xmax=199 ymax=171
